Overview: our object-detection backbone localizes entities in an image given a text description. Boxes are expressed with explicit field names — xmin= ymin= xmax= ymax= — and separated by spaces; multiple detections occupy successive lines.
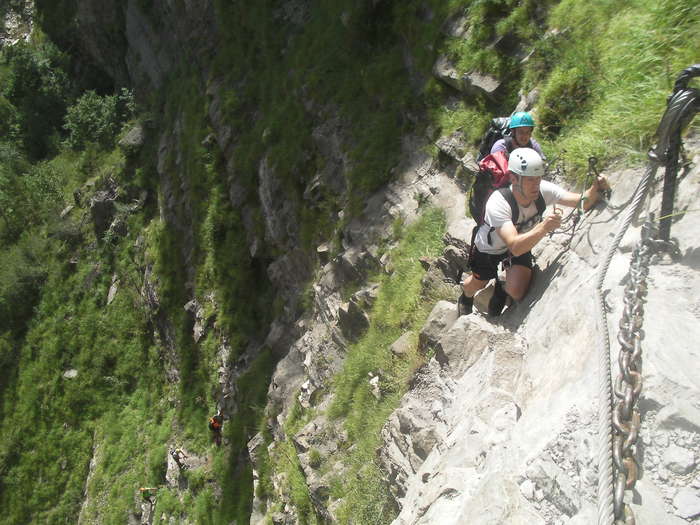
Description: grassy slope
xmin=0 ymin=0 xmax=697 ymax=523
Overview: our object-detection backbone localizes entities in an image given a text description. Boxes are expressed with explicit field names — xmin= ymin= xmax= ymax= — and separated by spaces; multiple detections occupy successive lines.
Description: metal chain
xmin=595 ymin=162 xmax=658 ymax=525
xmin=611 ymin=220 xmax=656 ymax=524
xmin=596 ymin=64 xmax=697 ymax=525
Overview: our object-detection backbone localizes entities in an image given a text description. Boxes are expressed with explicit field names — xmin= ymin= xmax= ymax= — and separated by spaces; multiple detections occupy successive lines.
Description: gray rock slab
xmin=390 ymin=332 xmax=414 ymax=356
xmin=673 ymin=487 xmax=700 ymax=519
xmin=628 ymin=477 xmax=688 ymax=524
xmin=657 ymin=399 xmax=700 ymax=433
xmin=663 ymin=444 xmax=696 ymax=475
xmin=564 ymin=504 xmax=596 ymax=524
xmin=337 ymin=300 xmax=369 ymax=342
xmin=418 ymin=300 xmax=458 ymax=353
xmin=525 ymin=456 xmax=578 ymax=516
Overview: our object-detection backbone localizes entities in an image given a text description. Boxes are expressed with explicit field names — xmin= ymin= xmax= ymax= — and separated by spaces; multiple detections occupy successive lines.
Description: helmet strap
xmin=512 ymin=175 xmax=534 ymax=207
xmin=513 ymin=175 xmax=525 ymax=198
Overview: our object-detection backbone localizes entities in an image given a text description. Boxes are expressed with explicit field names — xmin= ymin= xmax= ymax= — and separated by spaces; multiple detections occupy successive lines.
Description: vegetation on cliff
xmin=0 ymin=0 xmax=697 ymax=523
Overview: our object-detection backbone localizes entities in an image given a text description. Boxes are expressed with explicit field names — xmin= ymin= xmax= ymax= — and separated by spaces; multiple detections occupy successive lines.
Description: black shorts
xmin=469 ymin=247 xmax=533 ymax=281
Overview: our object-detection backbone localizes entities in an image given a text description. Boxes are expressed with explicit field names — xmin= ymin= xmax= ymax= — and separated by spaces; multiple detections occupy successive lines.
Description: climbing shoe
xmin=457 ymin=293 xmax=473 ymax=316
xmin=487 ymin=280 xmax=508 ymax=317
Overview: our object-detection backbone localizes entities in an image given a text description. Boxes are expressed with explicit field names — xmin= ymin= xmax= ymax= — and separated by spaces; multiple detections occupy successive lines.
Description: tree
xmin=0 ymin=41 xmax=72 ymax=159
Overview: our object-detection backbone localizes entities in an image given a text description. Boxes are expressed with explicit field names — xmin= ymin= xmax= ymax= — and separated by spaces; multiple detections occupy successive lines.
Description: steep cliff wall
xmin=245 ymin=126 xmax=700 ymax=523
xmin=381 ymin=137 xmax=700 ymax=524
xmin=8 ymin=0 xmax=697 ymax=523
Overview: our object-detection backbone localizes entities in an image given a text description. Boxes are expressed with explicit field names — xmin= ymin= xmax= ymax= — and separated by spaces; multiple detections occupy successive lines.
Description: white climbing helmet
xmin=509 ymin=147 xmax=545 ymax=177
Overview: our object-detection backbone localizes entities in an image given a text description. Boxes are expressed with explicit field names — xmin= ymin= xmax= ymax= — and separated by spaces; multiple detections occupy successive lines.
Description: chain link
xmin=611 ymin=220 xmax=657 ymax=523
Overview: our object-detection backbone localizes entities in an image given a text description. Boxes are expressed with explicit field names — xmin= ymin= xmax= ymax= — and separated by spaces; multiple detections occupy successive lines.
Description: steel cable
xmin=595 ymin=162 xmax=658 ymax=525
xmin=595 ymin=63 xmax=698 ymax=524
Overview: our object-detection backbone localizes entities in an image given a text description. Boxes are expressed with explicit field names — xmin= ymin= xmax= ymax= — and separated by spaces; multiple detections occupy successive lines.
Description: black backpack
xmin=476 ymin=117 xmax=511 ymax=162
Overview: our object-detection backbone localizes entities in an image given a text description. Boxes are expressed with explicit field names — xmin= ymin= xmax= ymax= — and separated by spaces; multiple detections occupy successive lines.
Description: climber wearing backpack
xmin=139 ymin=486 xmax=158 ymax=504
xmin=458 ymin=147 xmax=608 ymax=317
xmin=209 ymin=412 xmax=223 ymax=447
xmin=491 ymin=111 xmax=545 ymax=159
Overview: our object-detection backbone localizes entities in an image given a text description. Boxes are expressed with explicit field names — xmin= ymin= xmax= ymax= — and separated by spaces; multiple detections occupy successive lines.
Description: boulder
xmin=336 ymin=247 xmax=379 ymax=284
xmin=673 ymin=487 xmax=700 ymax=519
xmin=63 ymin=369 xmax=78 ymax=379
xmin=107 ymin=273 xmax=120 ymax=305
xmin=663 ymin=444 xmax=695 ymax=475
xmin=435 ymin=131 xmax=469 ymax=163
xmin=390 ymin=333 xmax=414 ymax=357
xmin=353 ymin=283 xmax=380 ymax=309
xmin=338 ymin=299 xmax=370 ymax=342
xmin=433 ymin=55 xmax=501 ymax=98
xmin=418 ymin=300 xmax=458 ymax=353
xmin=434 ymin=245 xmax=469 ymax=283
xmin=656 ymin=400 xmax=700 ymax=433
xmin=119 ymin=122 xmax=145 ymax=155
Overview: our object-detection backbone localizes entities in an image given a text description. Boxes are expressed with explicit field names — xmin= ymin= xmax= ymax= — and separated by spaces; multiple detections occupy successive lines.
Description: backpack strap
xmin=504 ymin=136 xmax=515 ymax=153
xmin=500 ymin=187 xmax=546 ymax=224
xmin=499 ymin=187 xmax=520 ymax=224
xmin=485 ymin=187 xmax=519 ymax=245
xmin=535 ymin=193 xmax=546 ymax=217
xmin=486 ymin=188 xmax=545 ymax=244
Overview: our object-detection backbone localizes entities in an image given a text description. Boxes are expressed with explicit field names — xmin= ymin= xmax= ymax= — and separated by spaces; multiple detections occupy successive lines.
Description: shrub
xmin=0 ymin=146 xmax=64 ymax=241
xmin=0 ymin=40 xmax=72 ymax=159
xmin=64 ymin=88 xmax=135 ymax=150
xmin=308 ymin=449 xmax=323 ymax=469
xmin=0 ymin=235 xmax=49 ymax=333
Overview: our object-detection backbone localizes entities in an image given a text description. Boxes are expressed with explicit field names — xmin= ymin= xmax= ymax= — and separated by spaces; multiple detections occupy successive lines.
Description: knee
xmin=462 ymin=275 xmax=486 ymax=296
xmin=504 ymin=282 xmax=528 ymax=301
xmin=508 ymin=288 xmax=526 ymax=301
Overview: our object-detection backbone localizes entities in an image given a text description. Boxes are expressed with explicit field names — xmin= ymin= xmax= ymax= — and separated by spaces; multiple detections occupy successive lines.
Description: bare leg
xmin=504 ymin=264 xmax=532 ymax=301
xmin=462 ymin=274 xmax=489 ymax=297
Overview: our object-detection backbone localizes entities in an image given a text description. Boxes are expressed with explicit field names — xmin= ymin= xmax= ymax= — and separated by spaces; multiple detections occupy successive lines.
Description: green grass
xmin=329 ymin=208 xmax=446 ymax=422
xmin=2 ymin=1 xmax=699 ymax=523
xmin=0 ymin=222 xmax=172 ymax=523
xmin=326 ymin=207 xmax=446 ymax=522
xmin=533 ymin=0 xmax=700 ymax=176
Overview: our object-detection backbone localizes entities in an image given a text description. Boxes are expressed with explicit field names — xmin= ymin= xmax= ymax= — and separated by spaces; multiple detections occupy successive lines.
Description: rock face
xmin=379 ymin=135 xmax=700 ymax=524
xmin=59 ymin=1 xmax=700 ymax=521
xmin=0 ymin=1 xmax=33 ymax=45
xmin=247 ymin=132 xmax=700 ymax=523
xmin=248 ymin=139 xmax=470 ymax=523
xmin=61 ymin=0 xmax=217 ymax=90
xmin=433 ymin=55 xmax=501 ymax=98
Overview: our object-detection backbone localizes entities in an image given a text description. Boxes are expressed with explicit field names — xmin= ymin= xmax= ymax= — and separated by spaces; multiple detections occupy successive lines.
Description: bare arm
xmin=497 ymin=214 xmax=561 ymax=257
xmin=557 ymin=175 xmax=609 ymax=211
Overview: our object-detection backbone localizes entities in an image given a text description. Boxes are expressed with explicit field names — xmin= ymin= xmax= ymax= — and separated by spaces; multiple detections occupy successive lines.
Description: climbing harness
xmin=595 ymin=64 xmax=699 ymax=525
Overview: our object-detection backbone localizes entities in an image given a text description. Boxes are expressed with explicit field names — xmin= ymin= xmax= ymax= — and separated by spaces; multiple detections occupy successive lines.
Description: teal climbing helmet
xmin=509 ymin=111 xmax=535 ymax=129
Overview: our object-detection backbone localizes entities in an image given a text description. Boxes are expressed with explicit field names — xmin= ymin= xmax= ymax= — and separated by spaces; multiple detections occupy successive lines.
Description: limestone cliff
xmin=25 ymin=0 xmax=700 ymax=523
xmin=247 ymin=130 xmax=700 ymax=523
